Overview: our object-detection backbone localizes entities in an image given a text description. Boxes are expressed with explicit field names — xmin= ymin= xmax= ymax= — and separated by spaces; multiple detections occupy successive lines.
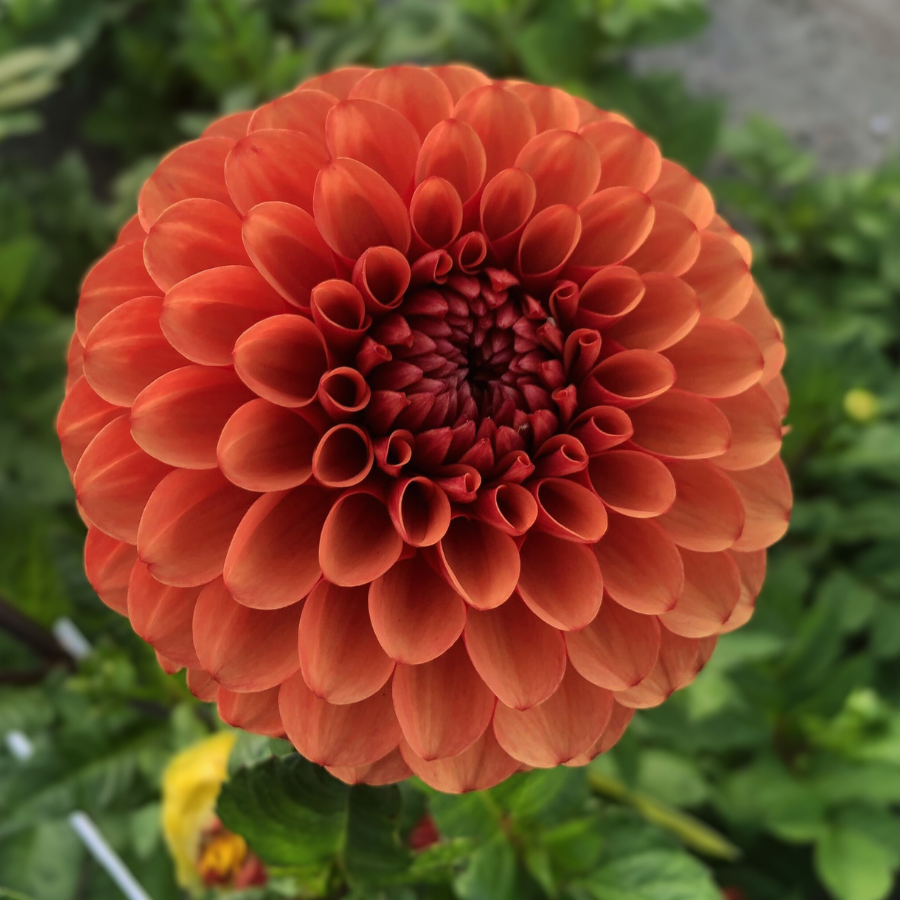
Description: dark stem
xmin=0 ymin=594 xmax=75 ymax=667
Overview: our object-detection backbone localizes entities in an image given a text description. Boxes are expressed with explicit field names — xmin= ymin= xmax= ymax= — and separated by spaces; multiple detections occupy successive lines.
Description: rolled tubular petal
xmin=85 ymin=528 xmax=137 ymax=615
xmin=531 ymin=477 xmax=608 ymax=543
xmin=233 ymin=315 xmax=328 ymax=408
xmin=137 ymin=468 xmax=257 ymax=588
xmin=465 ymin=595 xmax=566 ymax=710
xmin=193 ymin=577 xmax=302 ymax=691
xmin=318 ymin=368 xmax=371 ymax=420
xmin=616 ymin=630 xmax=709 ymax=708
xmin=312 ymin=424 xmax=374 ymax=488
xmin=388 ymin=477 xmax=451 ymax=546
xmin=369 ymin=554 xmax=467 ymax=664
xmin=223 ymin=485 xmax=332 ymax=609
xmin=587 ymin=450 xmax=676 ymax=517
xmin=299 ymin=581 xmax=394 ymax=704
xmin=57 ymin=379 xmax=124 ymax=472
xmin=582 ymin=121 xmax=662 ymax=192
xmin=569 ymin=406 xmax=633 ymax=455
xmin=627 ymin=389 xmax=732 ymax=460
xmin=217 ymin=686 xmax=285 ymax=737
xmin=565 ymin=596 xmax=661 ymax=691
xmin=569 ymin=188 xmax=655 ymax=271
xmin=473 ymin=484 xmax=538 ymax=535
xmin=392 ymin=638 xmax=495 ymax=760
xmin=311 ymin=280 xmax=371 ymax=354
xmin=493 ymin=665 xmax=614 ymax=768
xmin=728 ymin=456 xmax=792 ymax=551
xmin=515 ymin=130 xmax=600 ymax=210
xmin=517 ymin=533 xmax=604 ymax=631
xmin=660 ymin=549 xmax=742 ymax=638
xmin=353 ymin=246 xmax=412 ymax=314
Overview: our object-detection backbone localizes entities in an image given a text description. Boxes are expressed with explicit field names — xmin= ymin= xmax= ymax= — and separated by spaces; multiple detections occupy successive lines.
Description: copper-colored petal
xmin=352 ymin=245 xmax=412 ymax=315
xmin=416 ymin=119 xmax=486 ymax=205
xmin=628 ymin=389 xmax=732 ymax=460
xmin=202 ymin=111 xmax=252 ymax=140
xmin=300 ymin=67 xmax=371 ymax=100
xmin=624 ymin=201 xmax=701 ymax=276
xmin=682 ymin=232 xmax=753 ymax=320
xmin=569 ymin=188 xmax=655 ymax=272
xmin=428 ymin=64 xmax=492 ymax=102
xmin=388 ymin=477 xmax=451 ymax=547
xmin=764 ymin=372 xmax=789 ymax=420
xmin=57 ymin=378 xmax=123 ymax=473
xmin=505 ymin=83 xmax=579 ymax=132
xmin=605 ymin=273 xmax=699 ymax=352
xmin=318 ymin=367 xmax=371 ymax=420
xmin=721 ymin=549 xmax=767 ymax=633
xmin=114 ymin=213 xmax=146 ymax=247
xmin=479 ymin=167 xmax=536 ymax=262
xmin=410 ymin=177 xmax=463 ymax=250
xmin=472 ymin=484 xmax=538 ymax=535
xmin=733 ymin=287 xmax=785 ymax=384
xmin=714 ymin=385 xmax=782 ymax=471
xmin=312 ymin=424 xmax=374 ymax=488
xmin=187 ymin=668 xmax=218 ymax=701
xmin=582 ymin=350 xmax=675 ymax=409
xmin=728 ymin=456 xmax=792 ymax=552
xmin=327 ymin=747 xmax=412 ymax=786
xmin=66 ymin=333 xmax=84 ymax=390
xmin=532 ymin=477 xmax=608 ymax=543
xmin=564 ymin=701 xmax=635 ymax=766
xmin=248 ymin=89 xmax=337 ymax=144
xmin=217 ymin=686 xmax=285 ymax=737
xmin=588 ymin=450 xmax=676 ymax=517
xmin=515 ymin=130 xmax=600 ymax=210
xmin=310 ymin=280 xmax=370 ymax=354
xmin=660 ymin=549 xmax=741 ymax=638
xmin=517 ymin=204 xmax=582 ymax=282
xmin=647 ymin=159 xmax=715 ymax=229
xmin=569 ymin=406 xmax=634 ymax=455
xmin=84 ymin=528 xmax=136 ymax=615
xmin=616 ymin=630 xmax=709 ymax=708
xmin=575 ymin=266 xmax=645 ymax=329
xmin=581 ymin=120 xmax=662 ymax=192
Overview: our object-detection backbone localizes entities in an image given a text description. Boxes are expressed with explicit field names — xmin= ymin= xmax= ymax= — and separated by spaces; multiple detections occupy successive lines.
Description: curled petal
xmin=410 ymin=177 xmax=463 ymax=250
xmin=453 ymin=85 xmax=536 ymax=180
xmin=656 ymin=460 xmax=746 ymax=552
xmin=647 ymin=159 xmax=715 ymax=229
xmin=564 ymin=702 xmax=636 ymax=766
xmin=663 ymin=318 xmax=764 ymax=398
xmin=533 ymin=434 xmax=589 ymax=478
xmin=242 ymin=202 xmax=336 ymax=309
xmin=217 ymin=686 xmax=285 ymax=738
xmin=605 ymin=272 xmax=699 ymax=352
xmin=393 ymin=638 xmax=495 ymax=760
xmin=532 ymin=477 xmax=608 ymax=543
xmin=517 ymin=534 xmax=603 ymax=631
xmin=76 ymin=241 xmax=161 ymax=342
xmin=624 ymin=201 xmax=701 ymax=276
xmin=593 ymin=512 xmax=684 ymax=614
xmin=400 ymin=728 xmax=519 ymax=793
xmin=583 ymin=350 xmax=675 ymax=409
xmin=416 ymin=119 xmax=486 ymax=205
xmin=581 ymin=121 xmax=662 ymax=192
xmin=728 ymin=457 xmax=792 ymax=552
xmin=515 ymin=130 xmax=601 ymax=210
xmin=493 ymin=665 xmax=613 ymax=767
xmin=224 ymin=485 xmax=331 ymax=609
xmin=349 ymin=65 xmax=453 ymax=139
xmin=616 ymin=630 xmax=709 ymax=708
xmin=628 ymin=389 xmax=732 ymax=460
xmin=318 ymin=368 xmax=371 ymax=420
xmin=506 ymin=83 xmax=579 ymax=132
xmin=327 ymin=747 xmax=412 ymax=787
xmin=388 ymin=477 xmax=451 ymax=547
xmin=143 ymin=199 xmax=248 ymax=292
xmin=225 ymin=130 xmax=329 ymax=215
xmin=517 ymin=204 xmax=582 ymax=281
xmin=588 ymin=450 xmax=676 ymax=517
xmin=374 ymin=429 xmax=415 ymax=477
xmin=465 ymin=595 xmax=566 ymax=710
xmin=161 ymin=265 xmax=287 ymax=366
xmin=131 ymin=366 xmax=254 ymax=469
xmin=320 ymin=491 xmax=404 ymax=587
xmin=565 ymin=596 xmax=660 ymax=691
xmin=429 ymin=64 xmax=492 ymax=102
xmin=569 ymin=188 xmax=655 ymax=272
xmin=721 ymin=549 xmax=767 ymax=633
xmin=83 ymin=296 xmax=187 ymax=406
xmin=193 ymin=578 xmax=301 ymax=691
xmin=138 ymin=137 xmax=235 ymax=229
xmin=569 ymin=406 xmax=633 ymax=455
xmin=85 ymin=528 xmax=136 ymax=615
xmin=682 ymin=232 xmax=753 ymax=320
xmin=661 ymin=549 xmax=741 ymax=638
xmin=300 ymin=67 xmax=371 ymax=99
xmin=312 ymin=424 xmax=374 ymax=488
xmin=575 ymin=266 xmax=645 ymax=329
xmin=75 ymin=417 xmax=171 ymax=543
xmin=128 ymin=561 xmax=201 ymax=668
xmin=249 ymin=89 xmax=337 ymax=143
xmin=472 ymin=484 xmax=538 ymax=535
xmin=353 ymin=246 xmax=412 ymax=315
xmin=57 ymin=378 xmax=123 ymax=472
xmin=326 ymin=98 xmax=420 ymax=197
xmin=233 ymin=315 xmax=328 ymax=408
xmin=137 ymin=468 xmax=256 ymax=588
xmin=714 ymin=385 xmax=782 ymax=471
xmin=311 ymin=280 xmax=371 ymax=354
xmin=436 ymin=518 xmax=520 ymax=610
xmin=299 ymin=582 xmax=394 ymax=704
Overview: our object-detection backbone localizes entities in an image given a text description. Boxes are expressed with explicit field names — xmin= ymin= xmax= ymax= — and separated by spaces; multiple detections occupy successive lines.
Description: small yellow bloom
xmin=161 ymin=732 xmax=236 ymax=891
xmin=843 ymin=388 xmax=879 ymax=423
xmin=198 ymin=831 xmax=249 ymax=884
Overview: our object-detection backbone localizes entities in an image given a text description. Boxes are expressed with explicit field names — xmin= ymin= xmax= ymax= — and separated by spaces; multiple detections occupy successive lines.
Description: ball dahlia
xmin=59 ymin=64 xmax=791 ymax=793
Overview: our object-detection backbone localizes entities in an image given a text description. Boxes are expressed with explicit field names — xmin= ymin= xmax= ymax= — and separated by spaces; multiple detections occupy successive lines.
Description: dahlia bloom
xmin=59 ymin=65 xmax=791 ymax=793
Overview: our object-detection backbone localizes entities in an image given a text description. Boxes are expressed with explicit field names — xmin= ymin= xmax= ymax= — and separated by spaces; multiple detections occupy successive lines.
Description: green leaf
xmin=454 ymin=835 xmax=517 ymax=900
xmin=344 ymin=785 xmax=411 ymax=884
xmin=815 ymin=823 xmax=897 ymax=900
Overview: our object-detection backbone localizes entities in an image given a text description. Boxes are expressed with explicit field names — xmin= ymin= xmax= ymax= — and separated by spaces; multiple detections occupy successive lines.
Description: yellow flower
xmin=843 ymin=388 xmax=879 ymax=423
xmin=161 ymin=732 xmax=237 ymax=891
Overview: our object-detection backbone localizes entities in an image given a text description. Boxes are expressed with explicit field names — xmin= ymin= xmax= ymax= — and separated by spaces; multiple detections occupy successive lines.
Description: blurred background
xmin=1 ymin=2 xmax=899 ymax=899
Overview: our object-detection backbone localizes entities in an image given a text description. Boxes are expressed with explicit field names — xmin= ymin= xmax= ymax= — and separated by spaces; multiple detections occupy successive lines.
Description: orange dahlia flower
xmin=59 ymin=65 xmax=791 ymax=793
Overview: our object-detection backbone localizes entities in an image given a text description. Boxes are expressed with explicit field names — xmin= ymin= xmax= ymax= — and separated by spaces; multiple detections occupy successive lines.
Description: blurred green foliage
xmin=1 ymin=1 xmax=899 ymax=899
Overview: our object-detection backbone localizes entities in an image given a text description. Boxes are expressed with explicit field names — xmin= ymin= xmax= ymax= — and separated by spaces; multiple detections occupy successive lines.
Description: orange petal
xmin=66 ymin=332 xmax=85 ymax=389
xmin=388 ymin=477 xmax=451 ymax=547
xmin=131 ymin=366 xmax=254 ymax=469
xmin=352 ymin=245 xmax=411 ymax=315
xmin=114 ymin=213 xmax=146 ymax=247
xmin=604 ymin=272 xmax=699 ymax=351
xmin=217 ymin=399 xmax=318 ymax=492
xmin=326 ymin=98 xmax=420 ymax=198
xmin=223 ymin=485 xmax=332 ymax=609
xmin=300 ymin=67 xmax=371 ymax=99
xmin=392 ymin=638 xmax=495 ymax=760
xmin=436 ymin=518 xmax=520 ymax=610
xmin=581 ymin=120 xmax=662 ymax=192
xmin=493 ymin=665 xmax=613 ymax=767
xmin=517 ymin=533 xmax=603 ymax=631
xmin=248 ymin=89 xmax=337 ymax=144
xmin=349 ymin=66 xmax=454 ymax=140
xmin=399 ymin=728 xmax=519 ymax=793
xmin=728 ymin=456 xmax=792 ymax=552
xmin=187 ymin=668 xmax=218 ymax=701
xmin=327 ymin=747 xmax=412 ymax=786
xmin=464 ymin=594 xmax=566 ymax=710
xmin=721 ymin=549 xmax=766 ymax=633
xmin=202 ymin=111 xmax=252 ymax=140
xmin=593 ymin=512 xmax=683 ymax=614
xmin=569 ymin=405 xmax=634 ymax=455
xmin=479 ymin=167 xmax=536 ymax=261
xmin=318 ymin=367 xmax=371 ymax=420
xmin=127 ymin=561 xmax=201 ymax=668
xmin=564 ymin=701 xmax=635 ymax=766
xmin=410 ymin=177 xmax=463 ymax=250
xmin=85 ymin=528 xmax=136 ymax=615
xmin=583 ymin=349 xmax=675 ymax=409
xmin=707 ymin=213 xmax=753 ymax=265
xmin=517 ymin=204 xmax=582 ymax=282
xmin=714 ymin=385 xmax=782 ymax=471
xmin=565 ymin=596 xmax=660 ymax=691
xmin=732 ymin=287 xmax=785 ymax=384
xmin=156 ymin=652 xmax=183 ymax=675
xmin=280 ymin=671 xmax=400 ymax=767
xmin=624 ymin=201 xmax=701 ymax=276
xmin=531 ymin=477 xmax=608 ymax=543
xmin=661 ymin=549 xmax=741 ymax=638
xmin=616 ymin=630 xmax=709 ymax=708
xmin=656 ymin=460 xmax=745 ymax=552
xmin=161 ymin=265 xmax=287 ymax=366
xmin=429 ymin=64 xmax=492 ymax=102
xmin=472 ymin=483 xmax=538 ymax=535
xmin=217 ymin=686 xmax=285 ymax=737
xmin=627 ymin=389 xmax=732 ymax=460
xmin=416 ymin=119 xmax=486 ymax=205
xmin=193 ymin=577 xmax=302 ymax=691
xmin=75 ymin=417 xmax=172 ymax=543
xmin=647 ymin=159 xmax=715 ymax=229
xmin=242 ymin=201 xmax=336 ymax=308
xmin=143 ymin=199 xmax=248 ymax=292
xmin=682 ymin=232 xmax=753 ymax=320
xmin=575 ymin=266 xmax=645 ymax=329
xmin=453 ymin=84 xmax=536 ymax=180
xmin=310 ymin=280 xmax=370 ymax=354
xmin=764 ymin=373 xmax=789 ymax=420
xmin=233 ymin=315 xmax=328 ymax=408
xmin=505 ymin=83 xmax=579 ymax=132
xmin=138 ymin=137 xmax=235 ymax=229
xmin=299 ymin=581 xmax=394 ymax=704
xmin=569 ymin=188 xmax=655 ymax=271
xmin=137 ymin=468 xmax=256 ymax=587
xmin=515 ymin=130 xmax=600 ymax=210
xmin=319 ymin=491 xmax=404 ymax=587
xmin=312 ymin=424 xmax=374 ymax=488
xmin=314 ymin=158 xmax=411 ymax=260
xmin=57 ymin=378 xmax=123 ymax=472
xmin=588 ymin=450 xmax=676 ymax=517
xmin=76 ymin=241 xmax=161 ymax=342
